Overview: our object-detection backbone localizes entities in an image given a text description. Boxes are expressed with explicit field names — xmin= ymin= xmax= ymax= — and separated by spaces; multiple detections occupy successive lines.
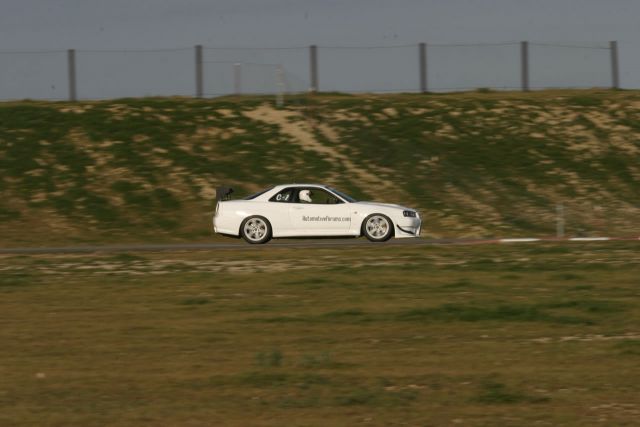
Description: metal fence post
xmin=233 ymin=63 xmax=242 ymax=95
xmin=276 ymin=65 xmax=285 ymax=107
xmin=195 ymin=45 xmax=203 ymax=98
xmin=521 ymin=41 xmax=529 ymax=92
xmin=309 ymin=45 xmax=318 ymax=93
xmin=610 ymin=40 xmax=620 ymax=89
xmin=419 ymin=43 xmax=428 ymax=93
xmin=68 ymin=49 xmax=77 ymax=101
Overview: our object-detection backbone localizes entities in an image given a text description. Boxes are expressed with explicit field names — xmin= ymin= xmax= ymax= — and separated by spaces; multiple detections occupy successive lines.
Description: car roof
xmin=271 ymin=183 xmax=330 ymax=191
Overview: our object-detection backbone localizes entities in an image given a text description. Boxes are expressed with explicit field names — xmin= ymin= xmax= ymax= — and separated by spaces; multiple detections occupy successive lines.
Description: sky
xmin=1 ymin=0 xmax=639 ymax=99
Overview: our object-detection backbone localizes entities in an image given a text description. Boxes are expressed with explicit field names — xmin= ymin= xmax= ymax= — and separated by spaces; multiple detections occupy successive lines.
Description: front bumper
xmin=395 ymin=217 xmax=421 ymax=238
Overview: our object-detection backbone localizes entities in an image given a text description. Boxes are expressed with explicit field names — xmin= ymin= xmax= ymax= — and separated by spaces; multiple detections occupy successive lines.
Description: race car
xmin=213 ymin=184 xmax=421 ymax=244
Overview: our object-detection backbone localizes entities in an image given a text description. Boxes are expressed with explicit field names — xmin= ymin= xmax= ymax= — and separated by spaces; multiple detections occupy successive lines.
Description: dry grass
xmin=1 ymin=242 xmax=640 ymax=426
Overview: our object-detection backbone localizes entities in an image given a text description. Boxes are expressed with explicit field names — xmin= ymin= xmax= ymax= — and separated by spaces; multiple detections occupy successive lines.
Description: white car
xmin=213 ymin=184 xmax=421 ymax=244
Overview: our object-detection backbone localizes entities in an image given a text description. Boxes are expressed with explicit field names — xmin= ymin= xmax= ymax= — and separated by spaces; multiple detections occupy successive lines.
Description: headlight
xmin=403 ymin=210 xmax=417 ymax=218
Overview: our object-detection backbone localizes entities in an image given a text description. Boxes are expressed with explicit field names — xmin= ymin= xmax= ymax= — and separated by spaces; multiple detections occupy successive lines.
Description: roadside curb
xmin=497 ymin=236 xmax=640 ymax=243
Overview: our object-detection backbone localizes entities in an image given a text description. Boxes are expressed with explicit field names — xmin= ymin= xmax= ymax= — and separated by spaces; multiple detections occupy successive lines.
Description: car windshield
xmin=243 ymin=187 xmax=274 ymax=200
xmin=328 ymin=187 xmax=357 ymax=203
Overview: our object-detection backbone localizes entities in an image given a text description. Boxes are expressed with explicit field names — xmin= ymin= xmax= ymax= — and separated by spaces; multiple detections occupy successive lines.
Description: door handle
xmin=292 ymin=206 xmax=304 ymax=210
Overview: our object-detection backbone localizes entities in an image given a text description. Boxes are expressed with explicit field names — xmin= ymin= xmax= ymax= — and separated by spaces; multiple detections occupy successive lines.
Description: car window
xmin=295 ymin=188 xmax=343 ymax=205
xmin=269 ymin=188 xmax=294 ymax=203
xmin=244 ymin=187 xmax=274 ymax=200
xmin=327 ymin=187 xmax=357 ymax=203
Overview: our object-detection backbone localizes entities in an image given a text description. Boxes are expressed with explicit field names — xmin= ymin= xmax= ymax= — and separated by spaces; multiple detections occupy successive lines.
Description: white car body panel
xmin=213 ymin=184 xmax=421 ymax=240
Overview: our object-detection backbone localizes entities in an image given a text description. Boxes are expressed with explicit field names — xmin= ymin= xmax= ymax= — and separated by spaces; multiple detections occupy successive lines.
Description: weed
xmin=299 ymin=352 xmax=335 ymax=369
xmin=180 ymin=297 xmax=211 ymax=306
xmin=334 ymin=388 xmax=378 ymax=406
xmin=550 ymin=273 xmax=584 ymax=280
xmin=543 ymin=299 xmax=623 ymax=314
xmin=334 ymin=387 xmax=418 ymax=407
xmin=614 ymin=340 xmax=640 ymax=356
xmin=255 ymin=350 xmax=284 ymax=367
xmin=239 ymin=372 xmax=289 ymax=386
xmin=474 ymin=380 xmax=548 ymax=404
xmin=283 ymin=277 xmax=332 ymax=288
xmin=396 ymin=303 xmax=592 ymax=324
xmin=109 ymin=253 xmax=146 ymax=263
xmin=0 ymin=272 xmax=36 ymax=288
xmin=441 ymin=278 xmax=474 ymax=288
xmin=320 ymin=309 xmax=366 ymax=319
xmin=568 ymin=284 xmax=594 ymax=291
xmin=0 ymin=206 xmax=21 ymax=221
xmin=567 ymin=95 xmax=602 ymax=107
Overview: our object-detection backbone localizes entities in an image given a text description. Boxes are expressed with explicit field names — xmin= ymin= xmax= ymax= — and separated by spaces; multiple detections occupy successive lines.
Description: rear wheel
xmin=362 ymin=214 xmax=393 ymax=242
xmin=240 ymin=216 xmax=272 ymax=244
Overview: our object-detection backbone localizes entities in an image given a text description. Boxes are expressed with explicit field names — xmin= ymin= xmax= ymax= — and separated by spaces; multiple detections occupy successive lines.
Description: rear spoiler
xmin=216 ymin=186 xmax=234 ymax=202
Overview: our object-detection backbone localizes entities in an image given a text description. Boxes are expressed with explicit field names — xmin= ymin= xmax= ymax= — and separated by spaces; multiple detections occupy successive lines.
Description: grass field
xmin=2 ymin=242 xmax=639 ymax=426
xmin=1 ymin=90 xmax=640 ymax=246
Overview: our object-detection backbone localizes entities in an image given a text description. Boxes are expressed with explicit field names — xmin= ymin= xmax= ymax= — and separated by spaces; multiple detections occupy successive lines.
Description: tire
xmin=240 ymin=216 xmax=272 ymax=244
xmin=362 ymin=214 xmax=393 ymax=242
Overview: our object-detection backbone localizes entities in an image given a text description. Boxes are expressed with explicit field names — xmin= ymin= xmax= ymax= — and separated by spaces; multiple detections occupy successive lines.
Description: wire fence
xmin=0 ymin=41 xmax=626 ymax=101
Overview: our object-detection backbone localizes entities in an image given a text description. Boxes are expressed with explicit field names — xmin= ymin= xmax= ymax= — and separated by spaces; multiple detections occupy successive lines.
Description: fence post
xmin=520 ymin=41 xmax=529 ymax=92
xmin=309 ymin=45 xmax=318 ymax=93
xmin=68 ymin=49 xmax=77 ymax=101
xmin=195 ymin=45 xmax=203 ymax=98
xmin=419 ymin=43 xmax=428 ymax=93
xmin=276 ymin=65 xmax=285 ymax=107
xmin=610 ymin=40 xmax=620 ymax=90
xmin=233 ymin=63 xmax=242 ymax=95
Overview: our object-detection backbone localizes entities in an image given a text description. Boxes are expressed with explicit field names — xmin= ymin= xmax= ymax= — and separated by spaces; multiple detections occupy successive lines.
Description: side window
xmin=295 ymin=188 xmax=343 ymax=204
xmin=269 ymin=188 xmax=294 ymax=203
xmin=321 ymin=190 xmax=343 ymax=205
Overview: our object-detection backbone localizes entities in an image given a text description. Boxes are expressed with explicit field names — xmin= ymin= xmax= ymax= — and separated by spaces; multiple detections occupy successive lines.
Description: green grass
xmin=614 ymin=340 xmax=640 ymax=356
xmin=473 ymin=379 xmax=549 ymax=404
xmin=1 ymin=242 xmax=640 ymax=426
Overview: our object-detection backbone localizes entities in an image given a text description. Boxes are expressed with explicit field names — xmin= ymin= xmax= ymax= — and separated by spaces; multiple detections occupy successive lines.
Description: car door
xmin=289 ymin=187 xmax=353 ymax=233
xmin=265 ymin=187 xmax=296 ymax=235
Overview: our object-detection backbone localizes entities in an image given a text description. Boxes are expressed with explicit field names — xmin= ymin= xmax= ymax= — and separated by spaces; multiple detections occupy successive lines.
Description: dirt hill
xmin=1 ymin=90 xmax=639 ymax=246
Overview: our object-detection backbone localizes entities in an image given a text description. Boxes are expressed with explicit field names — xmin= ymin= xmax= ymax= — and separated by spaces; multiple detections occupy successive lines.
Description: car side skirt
xmin=273 ymin=229 xmax=360 ymax=238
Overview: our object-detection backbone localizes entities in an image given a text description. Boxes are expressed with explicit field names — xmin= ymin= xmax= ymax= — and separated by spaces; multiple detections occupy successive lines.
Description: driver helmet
xmin=299 ymin=189 xmax=312 ymax=203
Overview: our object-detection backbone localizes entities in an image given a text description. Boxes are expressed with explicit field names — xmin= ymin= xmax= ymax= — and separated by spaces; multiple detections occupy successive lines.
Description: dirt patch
xmin=59 ymin=105 xmax=93 ymax=114
xmin=316 ymin=123 xmax=340 ymax=143
xmin=243 ymin=104 xmax=400 ymax=198
xmin=563 ymin=125 xmax=606 ymax=158
xmin=217 ymin=109 xmax=236 ymax=118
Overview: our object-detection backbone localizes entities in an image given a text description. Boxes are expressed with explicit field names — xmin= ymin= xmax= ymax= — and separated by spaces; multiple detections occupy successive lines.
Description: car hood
xmin=353 ymin=201 xmax=411 ymax=211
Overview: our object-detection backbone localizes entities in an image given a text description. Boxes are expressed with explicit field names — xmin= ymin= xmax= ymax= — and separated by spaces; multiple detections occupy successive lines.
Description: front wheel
xmin=362 ymin=214 xmax=393 ymax=242
xmin=240 ymin=216 xmax=272 ymax=244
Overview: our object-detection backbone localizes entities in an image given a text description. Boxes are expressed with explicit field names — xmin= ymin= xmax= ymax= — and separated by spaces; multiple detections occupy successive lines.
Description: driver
xmin=299 ymin=189 xmax=313 ymax=203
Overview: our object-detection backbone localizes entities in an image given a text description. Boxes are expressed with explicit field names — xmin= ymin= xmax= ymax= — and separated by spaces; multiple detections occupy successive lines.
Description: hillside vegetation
xmin=1 ymin=90 xmax=639 ymax=245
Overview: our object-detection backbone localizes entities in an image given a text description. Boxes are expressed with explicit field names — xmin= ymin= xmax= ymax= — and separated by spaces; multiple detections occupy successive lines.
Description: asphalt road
xmin=1 ymin=235 xmax=637 ymax=255
xmin=0 ymin=237 xmax=498 ymax=255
